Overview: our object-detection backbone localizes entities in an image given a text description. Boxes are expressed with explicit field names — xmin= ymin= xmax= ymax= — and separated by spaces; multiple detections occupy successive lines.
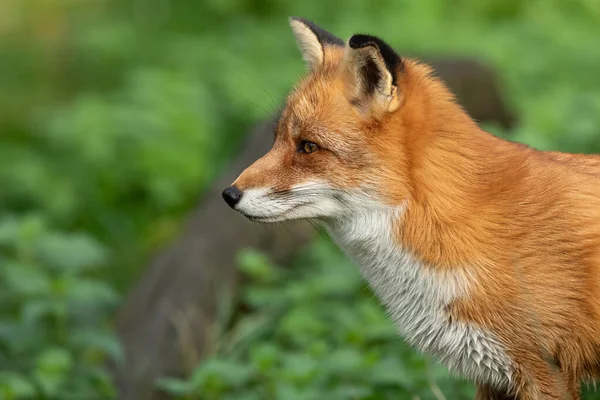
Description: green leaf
xmin=22 ymin=300 xmax=66 ymax=324
xmin=17 ymin=215 xmax=47 ymax=246
xmin=36 ymin=347 xmax=73 ymax=373
xmin=155 ymin=377 xmax=194 ymax=396
xmin=1 ymin=261 xmax=51 ymax=296
xmin=64 ymin=278 xmax=119 ymax=307
xmin=369 ymin=356 xmax=415 ymax=389
xmin=35 ymin=232 xmax=108 ymax=272
xmin=72 ymin=329 xmax=124 ymax=366
xmin=0 ymin=372 xmax=37 ymax=399
xmin=249 ymin=343 xmax=280 ymax=372
xmin=34 ymin=347 xmax=73 ymax=396
xmin=222 ymin=393 xmax=263 ymax=400
xmin=330 ymin=384 xmax=373 ymax=399
xmin=86 ymin=367 xmax=118 ymax=399
xmin=190 ymin=359 xmax=255 ymax=389
xmin=236 ymin=248 xmax=277 ymax=281
xmin=279 ymin=353 xmax=318 ymax=384
xmin=0 ymin=216 xmax=21 ymax=246
xmin=274 ymin=383 xmax=322 ymax=400
xmin=277 ymin=307 xmax=325 ymax=341
xmin=323 ymin=349 xmax=365 ymax=377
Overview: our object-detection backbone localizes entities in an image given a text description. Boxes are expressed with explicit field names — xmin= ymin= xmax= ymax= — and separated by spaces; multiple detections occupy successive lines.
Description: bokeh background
xmin=1 ymin=0 xmax=600 ymax=399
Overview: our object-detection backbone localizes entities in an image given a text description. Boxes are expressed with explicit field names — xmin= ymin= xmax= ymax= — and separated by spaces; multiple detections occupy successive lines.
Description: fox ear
xmin=289 ymin=17 xmax=344 ymax=70
xmin=345 ymin=34 xmax=403 ymax=113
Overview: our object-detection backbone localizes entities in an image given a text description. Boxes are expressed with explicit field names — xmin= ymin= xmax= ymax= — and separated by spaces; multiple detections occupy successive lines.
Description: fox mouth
xmin=241 ymin=202 xmax=310 ymax=223
xmin=245 ymin=214 xmax=282 ymax=223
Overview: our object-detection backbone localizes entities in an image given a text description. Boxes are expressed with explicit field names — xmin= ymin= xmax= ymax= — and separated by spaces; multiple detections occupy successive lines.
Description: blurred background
xmin=1 ymin=0 xmax=599 ymax=399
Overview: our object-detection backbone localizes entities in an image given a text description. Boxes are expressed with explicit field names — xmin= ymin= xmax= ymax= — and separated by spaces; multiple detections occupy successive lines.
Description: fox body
xmin=222 ymin=17 xmax=600 ymax=399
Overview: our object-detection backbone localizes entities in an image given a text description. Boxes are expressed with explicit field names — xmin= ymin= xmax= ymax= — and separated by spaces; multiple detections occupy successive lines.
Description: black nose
xmin=222 ymin=186 xmax=242 ymax=208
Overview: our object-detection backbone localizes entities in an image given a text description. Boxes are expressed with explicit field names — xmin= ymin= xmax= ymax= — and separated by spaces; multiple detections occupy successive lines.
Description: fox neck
xmin=393 ymin=66 xmax=530 ymax=268
xmin=322 ymin=197 xmax=514 ymax=388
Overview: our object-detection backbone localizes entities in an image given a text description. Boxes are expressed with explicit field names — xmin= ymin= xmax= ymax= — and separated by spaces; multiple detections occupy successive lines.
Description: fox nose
xmin=222 ymin=186 xmax=243 ymax=208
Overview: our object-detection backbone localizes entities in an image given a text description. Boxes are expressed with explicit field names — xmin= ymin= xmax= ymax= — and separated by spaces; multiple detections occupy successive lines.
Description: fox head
xmin=222 ymin=17 xmax=464 ymax=223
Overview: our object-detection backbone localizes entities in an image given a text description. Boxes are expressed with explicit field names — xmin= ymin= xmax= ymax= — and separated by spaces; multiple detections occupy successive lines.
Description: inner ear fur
xmin=345 ymin=34 xmax=403 ymax=113
xmin=289 ymin=17 xmax=344 ymax=70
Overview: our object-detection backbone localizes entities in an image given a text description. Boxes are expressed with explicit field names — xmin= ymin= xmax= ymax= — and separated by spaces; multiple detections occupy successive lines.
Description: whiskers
xmin=269 ymin=183 xmax=354 ymax=209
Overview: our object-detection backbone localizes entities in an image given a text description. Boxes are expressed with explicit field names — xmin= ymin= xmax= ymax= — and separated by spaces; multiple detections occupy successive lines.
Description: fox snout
xmin=222 ymin=186 xmax=243 ymax=208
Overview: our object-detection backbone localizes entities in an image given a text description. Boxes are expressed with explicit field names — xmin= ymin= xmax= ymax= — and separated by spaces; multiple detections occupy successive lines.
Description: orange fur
xmin=398 ymin=59 xmax=600 ymax=399
xmin=230 ymin=19 xmax=600 ymax=399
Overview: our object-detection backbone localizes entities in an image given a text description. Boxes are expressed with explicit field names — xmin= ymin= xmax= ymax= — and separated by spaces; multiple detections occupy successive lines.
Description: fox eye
xmin=299 ymin=140 xmax=319 ymax=154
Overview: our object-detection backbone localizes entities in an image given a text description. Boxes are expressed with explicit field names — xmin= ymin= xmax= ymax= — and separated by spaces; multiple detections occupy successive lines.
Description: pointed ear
xmin=289 ymin=17 xmax=344 ymax=70
xmin=345 ymin=34 xmax=403 ymax=113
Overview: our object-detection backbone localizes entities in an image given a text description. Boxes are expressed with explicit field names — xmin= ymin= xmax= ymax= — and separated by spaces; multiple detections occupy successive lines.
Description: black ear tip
xmin=289 ymin=17 xmax=345 ymax=47
xmin=349 ymin=34 xmax=378 ymax=49
xmin=348 ymin=33 xmax=403 ymax=85
xmin=289 ymin=16 xmax=311 ymax=26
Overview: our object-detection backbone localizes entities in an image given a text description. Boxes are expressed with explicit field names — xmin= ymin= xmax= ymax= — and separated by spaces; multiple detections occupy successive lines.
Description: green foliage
xmin=0 ymin=215 xmax=121 ymax=399
xmin=159 ymin=240 xmax=476 ymax=399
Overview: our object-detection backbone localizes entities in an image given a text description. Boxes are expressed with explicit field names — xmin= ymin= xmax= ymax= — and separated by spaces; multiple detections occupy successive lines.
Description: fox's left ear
xmin=289 ymin=17 xmax=344 ymax=70
xmin=345 ymin=34 xmax=403 ymax=114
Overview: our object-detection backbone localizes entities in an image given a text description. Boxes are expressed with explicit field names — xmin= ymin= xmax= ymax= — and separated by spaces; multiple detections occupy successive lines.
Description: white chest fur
xmin=325 ymin=206 xmax=513 ymax=390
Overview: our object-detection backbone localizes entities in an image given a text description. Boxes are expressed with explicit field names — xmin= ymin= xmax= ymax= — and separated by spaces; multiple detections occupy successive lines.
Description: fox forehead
xmin=276 ymin=73 xmax=368 ymax=151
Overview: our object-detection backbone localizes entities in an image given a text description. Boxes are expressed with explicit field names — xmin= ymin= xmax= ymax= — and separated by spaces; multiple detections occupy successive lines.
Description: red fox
xmin=222 ymin=17 xmax=600 ymax=399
